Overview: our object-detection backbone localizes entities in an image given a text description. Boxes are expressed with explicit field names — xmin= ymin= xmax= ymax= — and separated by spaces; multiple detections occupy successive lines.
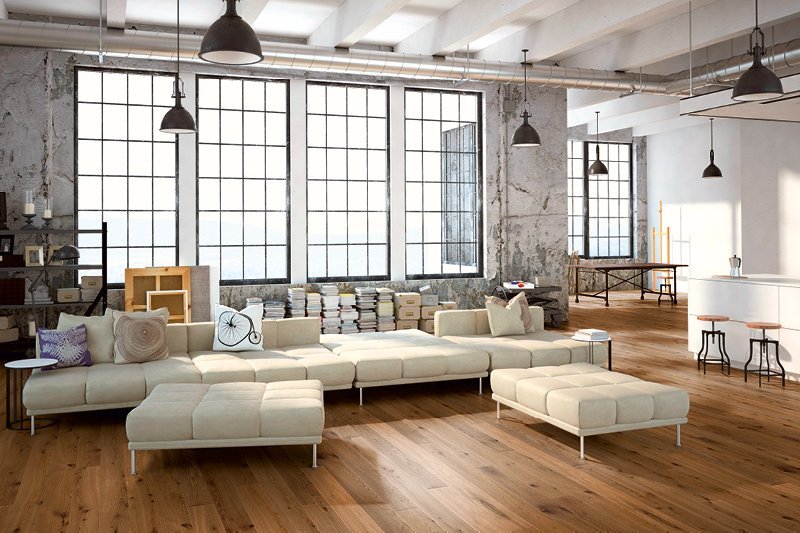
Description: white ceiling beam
xmin=632 ymin=115 xmax=707 ymax=137
xmin=307 ymin=0 xmax=411 ymax=49
xmin=562 ymin=0 xmax=800 ymax=71
xmin=394 ymin=0 xmax=541 ymax=56
xmin=477 ymin=0 xmax=685 ymax=62
xmin=105 ymin=0 xmax=127 ymax=30
xmin=240 ymin=0 xmax=272 ymax=25
xmin=569 ymin=93 xmax=678 ymax=128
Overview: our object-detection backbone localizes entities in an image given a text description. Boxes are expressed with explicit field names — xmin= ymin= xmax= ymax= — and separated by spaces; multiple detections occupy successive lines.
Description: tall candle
xmin=43 ymin=209 xmax=53 ymax=219
xmin=24 ymin=203 xmax=35 ymax=215
xmin=28 ymin=319 xmax=36 ymax=337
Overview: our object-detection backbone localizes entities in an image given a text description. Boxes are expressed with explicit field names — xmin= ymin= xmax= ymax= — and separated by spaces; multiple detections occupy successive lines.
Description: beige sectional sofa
xmin=434 ymin=306 xmax=608 ymax=368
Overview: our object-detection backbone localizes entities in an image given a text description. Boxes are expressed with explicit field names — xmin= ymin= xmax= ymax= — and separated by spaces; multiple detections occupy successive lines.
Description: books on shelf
xmin=574 ymin=328 xmax=609 ymax=341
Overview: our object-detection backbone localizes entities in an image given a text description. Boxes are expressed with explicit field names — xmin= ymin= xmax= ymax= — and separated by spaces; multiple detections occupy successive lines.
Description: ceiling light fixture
xmin=731 ymin=0 xmax=784 ymax=101
xmin=199 ymin=0 xmax=263 ymax=65
xmin=588 ymin=111 xmax=608 ymax=177
xmin=702 ymin=118 xmax=723 ymax=178
xmin=511 ymin=49 xmax=541 ymax=148
xmin=160 ymin=0 xmax=196 ymax=135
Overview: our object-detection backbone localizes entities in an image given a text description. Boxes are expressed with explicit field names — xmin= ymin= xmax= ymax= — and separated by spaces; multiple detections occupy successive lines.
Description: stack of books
xmin=574 ymin=328 xmax=609 ymax=341
xmin=355 ymin=287 xmax=378 ymax=332
xmin=306 ymin=292 xmax=322 ymax=318
xmin=287 ymin=287 xmax=306 ymax=317
xmin=263 ymin=300 xmax=286 ymax=319
xmin=0 ymin=316 xmax=18 ymax=343
xmin=321 ymin=284 xmax=341 ymax=334
xmin=339 ymin=293 xmax=358 ymax=333
xmin=376 ymin=287 xmax=396 ymax=332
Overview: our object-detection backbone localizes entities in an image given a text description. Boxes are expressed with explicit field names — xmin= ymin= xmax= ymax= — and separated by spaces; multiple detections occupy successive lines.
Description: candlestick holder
xmin=41 ymin=215 xmax=52 ymax=229
xmin=22 ymin=213 xmax=37 ymax=229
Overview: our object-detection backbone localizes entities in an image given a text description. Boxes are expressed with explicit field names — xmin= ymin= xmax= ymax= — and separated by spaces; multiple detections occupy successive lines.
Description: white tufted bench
xmin=491 ymin=363 xmax=689 ymax=459
xmin=126 ymin=380 xmax=324 ymax=474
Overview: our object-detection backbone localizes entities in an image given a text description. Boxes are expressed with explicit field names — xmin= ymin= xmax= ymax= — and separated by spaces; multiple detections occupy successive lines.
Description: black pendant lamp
xmin=199 ymin=0 xmax=263 ymax=65
xmin=511 ymin=49 xmax=541 ymax=147
xmin=732 ymin=0 xmax=783 ymax=101
xmin=160 ymin=0 xmax=196 ymax=134
xmin=588 ymin=111 xmax=608 ymax=177
xmin=702 ymin=118 xmax=723 ymax=178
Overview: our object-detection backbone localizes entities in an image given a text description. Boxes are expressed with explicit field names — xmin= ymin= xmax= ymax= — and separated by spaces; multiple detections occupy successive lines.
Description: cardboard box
xmin=420 ymin=294 xmax=439 ymax=306
xmin=420 ymin=305 xmax=441 ymax=320
xmin=418 ymin=319 xmax=435 ymax=334
xmin=393 ymin=292 xmax=421 ymax=307
xmin=0 ymin=327 xmax=19 ymax=343
xmin=396 ymin=320 xmax=417 ymax=331
xmin=56 ymin=287 xmax=81 ymax=303
xmin=80 ymin=275 xmax=103 ymax=289
xmin=395 ymin=306 xmax=421 ymax=320
xmin=0 ymin=315 xmax=15 ymax=330
xmin=440 ymin=301 xmax=457 ymax=310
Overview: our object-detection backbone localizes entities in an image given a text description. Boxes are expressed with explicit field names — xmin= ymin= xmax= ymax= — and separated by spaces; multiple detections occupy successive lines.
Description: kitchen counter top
xmin=690 ymin=274 xmax=800 ymax=288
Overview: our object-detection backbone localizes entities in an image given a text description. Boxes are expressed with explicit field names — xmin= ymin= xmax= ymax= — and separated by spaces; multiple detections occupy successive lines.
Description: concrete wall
xmin=0 ymin=45 xmax=570 ymax=324
xmin=647 ymin=118 xmax=800 ymax=292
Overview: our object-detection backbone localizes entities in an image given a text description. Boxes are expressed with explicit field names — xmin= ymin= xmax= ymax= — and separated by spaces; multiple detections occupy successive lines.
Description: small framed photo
xmin=48 ymin=245 xmax=64 ymax=265
xmin=0 ymin=234 xmax=13 ymax=254
xmin=24 ymin=244 xmax=45 ymax=266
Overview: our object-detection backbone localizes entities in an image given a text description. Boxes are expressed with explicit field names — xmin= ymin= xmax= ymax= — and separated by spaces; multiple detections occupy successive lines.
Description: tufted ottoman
xmin=491 ymin=363 xmax=689 ymax=459
xmin=126 ymin=380 xmax=324 ymax=473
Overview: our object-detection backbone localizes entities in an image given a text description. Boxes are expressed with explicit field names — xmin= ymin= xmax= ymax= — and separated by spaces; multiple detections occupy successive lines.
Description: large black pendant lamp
xmin=702 ymin=118 xmax=723 ymax=178
xmin=588 ymin=111 xmax=608 ymax=177
xmin=199 ymin=0 xmax=263 ymax=65
xmin=511 ymin=49 xmax=541 ymax=147
xmin=160 ymin=0 xmax=196 ymax=134
xmin=732 ymin=0 xmax=783 ymax=101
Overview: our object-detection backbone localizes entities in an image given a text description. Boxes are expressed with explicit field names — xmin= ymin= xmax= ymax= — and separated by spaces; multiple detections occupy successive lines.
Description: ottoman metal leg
xmin=312 ymin=444 xmax=317 ymax=468
xmin=676 ymin=424 xmax=681 ymax=447
xmin=30 ymin=415 xmax=35 ymax=436
xmin=580 ymin=436 xmax=585 ymax=460
xmin=130 ymin=450 xmax=136 ymax=475
xmin=359 ymin=388 xmax=363 ymax=406
xmin=496 ymin=402 xmax=500 ymax=419
xmin=478 ymin=377 xmax=483 ymax=395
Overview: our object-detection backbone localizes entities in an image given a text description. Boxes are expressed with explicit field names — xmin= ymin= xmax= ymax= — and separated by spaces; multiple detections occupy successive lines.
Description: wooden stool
xmin=696 ymin=315 xmax=731 ymax=375
xmin=656 ymin=274 xmax=675 ymax=306
xmin=744 ymin=322 xmax=784 ymax=387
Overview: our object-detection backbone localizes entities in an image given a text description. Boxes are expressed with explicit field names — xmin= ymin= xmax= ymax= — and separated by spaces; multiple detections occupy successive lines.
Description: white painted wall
xmin=647 ymin=118 xmax=800 ymax=292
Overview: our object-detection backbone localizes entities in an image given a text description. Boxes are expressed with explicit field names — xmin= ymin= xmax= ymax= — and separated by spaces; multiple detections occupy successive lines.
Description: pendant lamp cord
xmin=522 ymin=49 xmax=529 ymax=115
xmin=98 ymin=0 xmax=104 ymax=63
xmin=595 ymin=111 xmax=601 ymax=158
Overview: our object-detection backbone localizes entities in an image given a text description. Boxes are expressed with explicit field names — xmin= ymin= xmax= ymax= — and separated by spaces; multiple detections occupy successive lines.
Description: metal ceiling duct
xmin=0 ymin=19 xmax=668 ymax=93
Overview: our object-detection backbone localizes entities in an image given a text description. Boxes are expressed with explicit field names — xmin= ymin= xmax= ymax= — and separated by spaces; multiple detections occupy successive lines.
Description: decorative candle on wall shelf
xmin=24 ymin=190 xmax=35 ymax=215
xmin=42 ymin=197 xmax=52 ymax=219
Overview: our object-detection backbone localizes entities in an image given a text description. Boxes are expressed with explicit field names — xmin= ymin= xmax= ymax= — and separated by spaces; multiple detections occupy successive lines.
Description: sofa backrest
xmin=434 ymin=306 xmax=544 ymax=337
xmin=170 ymin=317 xmax=320 ymax=352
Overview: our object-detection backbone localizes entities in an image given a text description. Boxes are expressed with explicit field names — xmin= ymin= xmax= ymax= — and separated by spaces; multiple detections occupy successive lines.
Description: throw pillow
xmin=113 ymin=314 xmax=169 ymax=364
xmin=486 ymin=295 xmax=526 ymax=337
xmin=56 ymin=308 xmax=115 ymax=364
xmin=37 ymin=324 xmax=92 ymax=369
xmin=213 ymin=304 xmax=264 ymax=352
xmin=485 ymin=293 xmax=534 ymax=332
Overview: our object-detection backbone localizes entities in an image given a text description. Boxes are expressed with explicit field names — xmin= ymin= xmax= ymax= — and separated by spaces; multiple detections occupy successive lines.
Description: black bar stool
xmin=696 ymin=315 xmax=731 ymax=374
xmin=744 ymin=322 xmax=785 ymax=387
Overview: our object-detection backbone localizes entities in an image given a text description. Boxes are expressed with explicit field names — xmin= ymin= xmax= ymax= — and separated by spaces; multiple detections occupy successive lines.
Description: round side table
xmin=5 ymin=358 xmax=58 ymax=434
xmin=571 ymin=335 xmax=613 ymax=370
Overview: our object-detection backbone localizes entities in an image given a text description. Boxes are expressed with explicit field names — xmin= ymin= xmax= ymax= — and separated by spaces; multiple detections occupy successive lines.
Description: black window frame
xmin=571 ymin=140 xmax=634 ymax=259
xmin=404 ymin=87 xmax=484 ymax=280
xmin=195 ymin=74 xmax=291 ymax=286
xmin=74 ymin=66 xmax=180 ymax=289
xmin=305 ymin=80 xmax=391 ymax=283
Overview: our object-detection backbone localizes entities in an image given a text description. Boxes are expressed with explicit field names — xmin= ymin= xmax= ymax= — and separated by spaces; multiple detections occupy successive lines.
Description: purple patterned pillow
xmin=37 ymin=324 xmax=92 ymax=369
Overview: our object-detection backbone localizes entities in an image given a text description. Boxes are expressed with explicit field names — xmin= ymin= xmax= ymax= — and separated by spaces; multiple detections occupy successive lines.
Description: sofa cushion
xmin=141 ymin=355 xmax=202 ymax=395
xmin=486 ymin=293 xmax=534 ymax=332
xmin=187 ymin=322 xmax=216 ymax=352
xmin=126 ymin=383 xmax=210 ymax=442
xmin=213 ymin=305 xmax=264 ymax=352
xmin=275 ymin=318 xmax=320 ymax=348
xmin=113 ymin=314 xmax=169 ymax=364
xmin=340 ymin=352 xmax=403 ymax=383
xmin=260 ymin=381 xmax=325 ymax=438
xmin=510 ymin=340 xmax=571 ymax=366
xmin=439 ymin=346 xmax=490 ymax=375
xmin=281 ymin=345 xmax=355 ymax=387
xmin=38 ymin=325 xmax=92 ymax=369
xmin=57 ymin=309 xmax=115 ymax=364
xmin=396 ymin=348 xmax=448 ymax=379
xmin=86 ymin=363 xmax=146 ymax=405
xmin=23 ymin=366 xmax=88 ymax=410
xmin=165 ymin=324 xmax=188 ymax=354
xmin=193 ymin=383 xmax=265 ymax=440
xmin=234 ymin=351 xmax=307 ymax=383
xmin=546 ymin=388 xmax=618 ymax=429
xmin=486 ymin=296 xmax=526 ymax=337
xmin=190 ymin=351 xmax=256 ymax=384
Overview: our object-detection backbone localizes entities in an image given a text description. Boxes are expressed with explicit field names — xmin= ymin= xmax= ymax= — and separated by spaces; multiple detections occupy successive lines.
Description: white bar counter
xmin=688 ymin=274 xmax=800 ymax=381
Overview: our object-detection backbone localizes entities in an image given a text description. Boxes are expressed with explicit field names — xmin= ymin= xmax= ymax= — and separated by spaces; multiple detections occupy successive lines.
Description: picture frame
xmin=48 ymin=245 xmax=64 ymax=265
xmin=24 ymin=244 xmax=45 ymax=266
xmin=0 ymin=234 xmax=13 ymax=254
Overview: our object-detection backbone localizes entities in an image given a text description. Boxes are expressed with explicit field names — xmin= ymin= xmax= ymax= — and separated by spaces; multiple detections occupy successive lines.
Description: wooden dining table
xmin=568 ymin=262 xmax=688 ymax=306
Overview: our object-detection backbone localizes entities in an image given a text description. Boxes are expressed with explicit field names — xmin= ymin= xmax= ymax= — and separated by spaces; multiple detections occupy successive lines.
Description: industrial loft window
xmin=567 ymin=141 xmax=633 ymax=258
xmin=405 ymin=89 xmax=482 ymax=278
xmin=196 ymin=76 xmax=289 ymax=283
xmin=306 ymin=82 xmax=389 ymax=282
xmin=75 ymin=67 xmax=178 ymax=285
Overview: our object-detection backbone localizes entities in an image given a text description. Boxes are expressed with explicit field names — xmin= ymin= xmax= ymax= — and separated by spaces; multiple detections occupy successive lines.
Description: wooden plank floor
xmin=2 ymin=292 xmax=800 ymax=532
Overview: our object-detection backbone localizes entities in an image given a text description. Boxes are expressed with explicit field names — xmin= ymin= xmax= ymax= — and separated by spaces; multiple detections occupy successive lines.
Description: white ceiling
xmin=4 ymin=0 xmax=800 ymax=130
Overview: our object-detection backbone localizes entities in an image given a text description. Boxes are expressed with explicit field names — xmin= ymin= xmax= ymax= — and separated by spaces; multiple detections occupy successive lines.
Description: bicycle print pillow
xmin=212 ymin=304 xmax=264 ymax=352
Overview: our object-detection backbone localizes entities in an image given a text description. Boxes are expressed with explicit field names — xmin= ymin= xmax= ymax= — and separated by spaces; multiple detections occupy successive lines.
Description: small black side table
xmin=5 ymin=358 xmax=57 ymax=434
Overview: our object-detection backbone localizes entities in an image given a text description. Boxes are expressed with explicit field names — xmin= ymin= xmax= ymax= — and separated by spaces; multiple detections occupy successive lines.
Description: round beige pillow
xmin=113 ymin=314 xmax=169 ymax=364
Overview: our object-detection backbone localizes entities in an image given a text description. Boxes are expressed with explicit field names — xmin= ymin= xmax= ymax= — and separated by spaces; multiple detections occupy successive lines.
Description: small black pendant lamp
xmin=160 ymin=0 xmax=196 ymax=134
xmin=199 ymin=0 xmax=263 ymax=65
xmin=732 ymin=0 xmax=783 ymax=101
xmin=588 ymin=111 xmax=608 ymax=177
xmin=702 ymin=118 xmax=723 ymax=178
xmin=511 ymin=49 xmax=541 ymax=147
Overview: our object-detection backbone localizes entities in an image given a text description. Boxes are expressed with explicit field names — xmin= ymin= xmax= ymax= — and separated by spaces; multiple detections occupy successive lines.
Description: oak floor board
xmin=2 ymin=291 xmax=800 ymax=531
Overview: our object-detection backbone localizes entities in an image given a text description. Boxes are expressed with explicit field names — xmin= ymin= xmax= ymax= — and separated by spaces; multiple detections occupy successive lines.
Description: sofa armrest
xmin=434 ymin=309 xmax=478 ymax=337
